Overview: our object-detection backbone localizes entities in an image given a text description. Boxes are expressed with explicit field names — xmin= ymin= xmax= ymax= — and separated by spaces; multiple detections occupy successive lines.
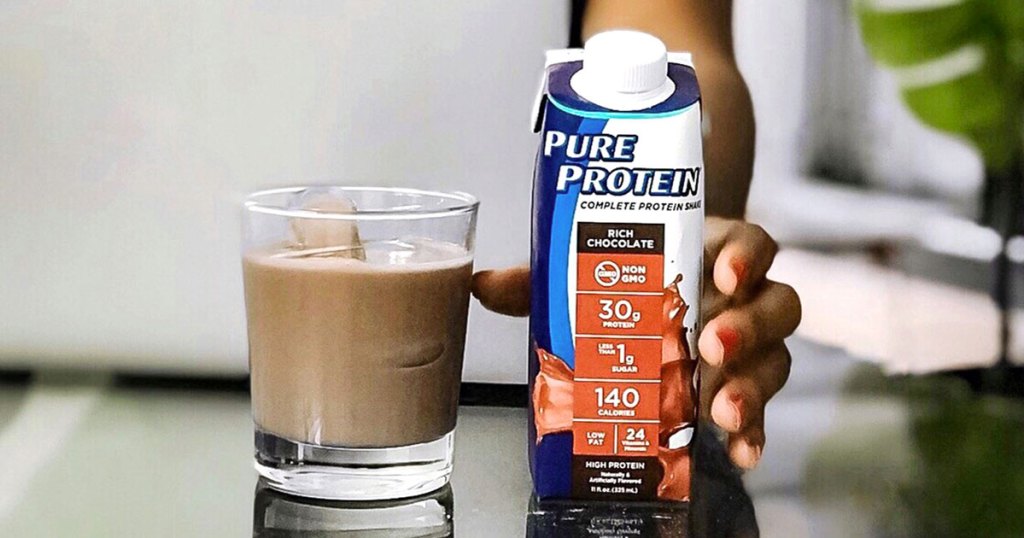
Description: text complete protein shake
xmin=529 ymin=31 xmax=703 ymax=502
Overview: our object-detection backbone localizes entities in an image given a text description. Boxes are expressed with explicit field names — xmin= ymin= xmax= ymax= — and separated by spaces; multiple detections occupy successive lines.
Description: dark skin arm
xmin=582 ymin=0 xmax=755 ymax=218
xmin=473 ymin=0 xmax=800 ymax=469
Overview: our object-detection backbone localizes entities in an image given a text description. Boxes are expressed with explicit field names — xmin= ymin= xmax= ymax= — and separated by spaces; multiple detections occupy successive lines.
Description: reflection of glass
xmin=253 ymin=478 xmax=455 ymax=537
xmin=242 ymin=186 xmax=478 ymax=500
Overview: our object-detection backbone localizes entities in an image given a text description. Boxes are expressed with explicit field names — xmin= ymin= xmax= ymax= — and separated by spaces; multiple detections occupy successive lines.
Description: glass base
xmin=254 ymin=478 xmax=454 ymax=537
xmin=254 ymin=429 xmax=454 ymax=501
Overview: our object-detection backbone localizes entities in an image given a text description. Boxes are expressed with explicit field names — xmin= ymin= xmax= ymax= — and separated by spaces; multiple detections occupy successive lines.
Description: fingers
xmin=705 ymin=218 xmax=778 ymax=299
xmin=709 ymin=345 xmax=792 ymax=469
xmin=728 ymin=424 xmax=766 ymax=470
xmin=709 ymin=347 xmax=791 ymax=437
xmin=701 ymin=276 xmax=797 ymax=470
xmin=710 ymin=345 xmax=792 ymax=433
xmin=698 ymin=281 xmax=801 ymax=367
xmin=471 ymin=266 xmax=531 ymax=317
xmin=702 ymin=218 xmax=795 ymax=470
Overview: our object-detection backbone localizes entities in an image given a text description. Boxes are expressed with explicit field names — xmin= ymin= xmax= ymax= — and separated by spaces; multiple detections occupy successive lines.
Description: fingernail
xmin=699 ymin=327 xmax=723 ymax=366
xmin=749 ymin=444 xmax=763 ymax=468
xmin=728 ymin=396 xmax=742 ymax=432
xmin=737 ymin=442 xmax=763 ymax=470
xmin=716 ymin=326 xmax=741 ymax=361
xmin=711 ymin=392 xmax=742 ymax=432
xmin=730 ymin=259 xmax=747 ymax=290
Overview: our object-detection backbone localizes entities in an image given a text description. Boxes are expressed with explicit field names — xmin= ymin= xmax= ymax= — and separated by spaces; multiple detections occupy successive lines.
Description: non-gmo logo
xmin=594 ymin=261 xmax=621 ymax=287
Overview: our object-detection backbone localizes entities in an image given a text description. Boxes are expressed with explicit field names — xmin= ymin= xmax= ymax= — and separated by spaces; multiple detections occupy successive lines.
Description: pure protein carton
xmin=529 ymin=30 xmax=703 ymax=502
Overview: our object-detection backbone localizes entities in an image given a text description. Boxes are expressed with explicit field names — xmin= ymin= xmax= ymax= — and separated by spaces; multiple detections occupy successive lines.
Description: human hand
xmin=696 ymin=217 xmax=800 ymax=469
xmin=471 ymin=216 xmax=800 ymax=469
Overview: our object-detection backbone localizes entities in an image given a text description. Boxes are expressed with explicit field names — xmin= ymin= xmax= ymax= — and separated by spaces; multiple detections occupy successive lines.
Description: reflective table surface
xmin=2 ymin=338 xmax=1023 ymax=537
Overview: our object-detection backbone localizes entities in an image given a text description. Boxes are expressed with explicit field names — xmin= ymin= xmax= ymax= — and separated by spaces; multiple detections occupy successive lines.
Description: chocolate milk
xmin=243 ymin=238 xmax=473 ymax=448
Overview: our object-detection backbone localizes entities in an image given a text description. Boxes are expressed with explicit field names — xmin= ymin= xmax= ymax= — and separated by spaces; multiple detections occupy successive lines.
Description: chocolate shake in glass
xmin=242 ymin=186 xmax=478 ymax=501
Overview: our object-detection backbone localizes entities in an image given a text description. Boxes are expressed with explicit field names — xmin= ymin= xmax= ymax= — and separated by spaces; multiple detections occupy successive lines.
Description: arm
xmin=472 ymin=0 xmax=800 ymax=470
xmin=582 ymin=0 xmax=755 ymax=219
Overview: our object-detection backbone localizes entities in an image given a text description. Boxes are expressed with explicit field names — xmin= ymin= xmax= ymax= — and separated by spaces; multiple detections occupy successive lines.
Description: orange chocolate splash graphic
xmin=657 ymin=275 xmax=697 ymax=500
xmin=658 ymin=436 xmax=693 ymax=500
xmin=662 ymin=274 xmax=690 ymax=365
xmin=532 ymin=274 xmax=697 ymax=501
xmin=533 ymin=347 xmax=575 ymax=441
xmin=660 ymin=274 xmax=697 ymax=437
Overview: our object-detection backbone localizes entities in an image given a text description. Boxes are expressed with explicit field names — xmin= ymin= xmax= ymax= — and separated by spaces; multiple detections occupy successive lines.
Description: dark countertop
xmin=2 ymin=338 xmax=1023 ymax=537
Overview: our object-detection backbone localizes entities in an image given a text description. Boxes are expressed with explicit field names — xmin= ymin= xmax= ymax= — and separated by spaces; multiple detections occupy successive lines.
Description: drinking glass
xmin=242 ymin=186 xmax=478 ymax=500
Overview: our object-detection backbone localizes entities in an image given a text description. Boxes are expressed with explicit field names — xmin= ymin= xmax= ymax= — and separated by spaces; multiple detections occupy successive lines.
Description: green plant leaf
xmin=856 ymin=2 xmax=981 ymax=67
xmin=900 ymin=61 xmax=1005 ymax=133
xmin=856 ymin=0 xmax=1024 ymax=172
xmin=994 ymin=0 xmax=1024 ymax=36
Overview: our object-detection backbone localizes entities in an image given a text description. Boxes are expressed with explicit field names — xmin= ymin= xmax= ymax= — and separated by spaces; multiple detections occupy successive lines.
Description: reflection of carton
xmin=528 ymin=31 xmax=703 ymax=502
xmin=527 ymin=496 xmax=689 ymax=537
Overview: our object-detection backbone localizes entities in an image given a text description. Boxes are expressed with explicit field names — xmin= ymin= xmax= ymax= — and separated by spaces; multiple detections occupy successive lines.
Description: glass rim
xmin=244 ymin=186 xmax=480 ymax=221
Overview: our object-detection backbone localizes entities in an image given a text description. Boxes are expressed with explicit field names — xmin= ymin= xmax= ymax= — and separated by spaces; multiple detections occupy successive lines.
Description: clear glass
xmin=242 ymin=186 xmax=478 ymax=501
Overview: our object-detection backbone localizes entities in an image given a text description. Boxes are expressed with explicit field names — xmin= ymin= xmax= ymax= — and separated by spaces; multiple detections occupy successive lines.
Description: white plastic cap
xmin=584 ymin=30 xmax=667 ymax=93
xmin=571 ymin=30 xmax=675 ymax=111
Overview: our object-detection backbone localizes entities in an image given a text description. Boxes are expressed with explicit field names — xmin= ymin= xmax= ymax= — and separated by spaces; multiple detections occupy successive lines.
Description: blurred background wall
xmin=0 ymin=0 xmax=1003 ymax=382
xmin=0 ymin=0 xmax=569 ymax=381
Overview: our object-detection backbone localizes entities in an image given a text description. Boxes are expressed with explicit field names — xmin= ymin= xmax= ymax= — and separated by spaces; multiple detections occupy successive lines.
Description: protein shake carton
xmin=529 ymin=30 xmax=703 ymax=502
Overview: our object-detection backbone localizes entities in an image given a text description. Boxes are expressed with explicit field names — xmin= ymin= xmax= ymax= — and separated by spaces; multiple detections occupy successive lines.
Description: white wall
xmin=733 ymin=0 xmax=810 ymax=181
xmin=736 ymin=0 xmax=982 ymax=207
xmin=1 ymin=0 xmax=985 ymax=381
xmin=0 ymin=1 xmax=568 ymax=381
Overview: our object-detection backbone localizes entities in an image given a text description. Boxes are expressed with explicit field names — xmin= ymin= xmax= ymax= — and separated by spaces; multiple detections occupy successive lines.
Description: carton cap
xmin=571 ymin=30 xmax=675 ymax=111
xmin=584 ymin=30 xmax=667 ymax=93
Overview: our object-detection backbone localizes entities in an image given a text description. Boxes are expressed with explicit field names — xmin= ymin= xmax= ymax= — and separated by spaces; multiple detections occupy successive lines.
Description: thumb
xmin=472 ymin=265 xmax=531 ymax=317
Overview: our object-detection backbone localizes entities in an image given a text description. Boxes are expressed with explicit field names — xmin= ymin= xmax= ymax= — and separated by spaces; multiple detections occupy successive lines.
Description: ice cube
xmin=290 ymin=190 xmax=365 ymax=260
